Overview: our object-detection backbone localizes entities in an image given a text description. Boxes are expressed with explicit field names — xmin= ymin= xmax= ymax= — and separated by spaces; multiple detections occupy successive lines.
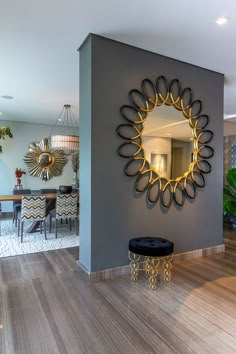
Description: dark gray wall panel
xmin=79 ymin=34 xmax=224 ymax=272
xmin=79 ymin=36 xmax=92 ymax=271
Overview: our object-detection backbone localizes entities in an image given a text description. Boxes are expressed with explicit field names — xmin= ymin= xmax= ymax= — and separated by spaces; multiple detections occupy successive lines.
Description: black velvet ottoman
xmin=128 ymin=237 xmax=174 ymax=289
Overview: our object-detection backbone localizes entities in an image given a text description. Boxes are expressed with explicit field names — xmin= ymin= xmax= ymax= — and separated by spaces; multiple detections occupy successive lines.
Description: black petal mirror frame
xmin=116 ymin=76 xmax=214 ymax=208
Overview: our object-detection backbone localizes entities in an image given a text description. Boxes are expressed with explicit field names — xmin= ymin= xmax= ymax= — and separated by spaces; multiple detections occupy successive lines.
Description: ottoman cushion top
xmin=129 ymin=237 xmax=174 ymax=257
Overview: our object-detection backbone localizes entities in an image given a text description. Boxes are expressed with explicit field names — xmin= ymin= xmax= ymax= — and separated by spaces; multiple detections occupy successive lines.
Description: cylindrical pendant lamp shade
xmin=50 ymin=135 xmax=79 ymax=153
xmin=49 ymin=104 xmax=79 ymax=155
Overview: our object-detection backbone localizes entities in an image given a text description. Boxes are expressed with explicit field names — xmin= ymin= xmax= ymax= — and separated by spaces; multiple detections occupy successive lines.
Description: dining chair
xmin=40 ymin=188 xmax=57 ymax=210
xmin=0 ymin=202 xmax=1 ymax=236
xmin=13 ymin=189 xmax=31 ymax=226
xmin=18 ymin=195 xmax=46 ymax=243
xmin=40 ymin=189 xmax=57 ymax=194
xmin=49 ymin=194 xmax=78 ymax=238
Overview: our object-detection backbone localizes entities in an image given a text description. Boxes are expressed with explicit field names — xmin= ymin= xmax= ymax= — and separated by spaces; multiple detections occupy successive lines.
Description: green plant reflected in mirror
xmin=116 ymin=76 xmax=214 ymax=208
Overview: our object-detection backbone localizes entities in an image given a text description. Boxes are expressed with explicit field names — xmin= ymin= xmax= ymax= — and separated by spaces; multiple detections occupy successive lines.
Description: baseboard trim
xmin=0 ymin=212 xmax=13 ymax=219
xmin=77 ymin=244 xmax=225 ymax=281
xmin=224 ymin=238 xmax=236 ymax=246
xmin=173 ymin=244 xmax=225 ymax=263
xmin=77 ymin=261 xmax=130 ymax=281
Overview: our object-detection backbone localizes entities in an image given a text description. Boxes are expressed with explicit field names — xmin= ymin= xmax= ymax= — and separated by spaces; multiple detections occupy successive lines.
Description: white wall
xmin=0 ymin=120 xmax=75 ymax=211
xmin=143 ymin=136 xmax=171 ymax=178
xmin=224 ymin=121 xmax=236 ymax=136
xmin=171 ymin=139 xmax=193 ymax=175
xmin=143 ymin=136 xmax=193 ymax=179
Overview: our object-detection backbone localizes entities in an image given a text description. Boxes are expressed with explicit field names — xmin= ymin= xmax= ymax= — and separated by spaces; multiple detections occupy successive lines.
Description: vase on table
xmin=14 ymin=168 xmax=26 ymax=190
xmin=14 ymin=178 xmax=23 ymax=190
xmin=71 ymin=172 xmax=79 ymax=189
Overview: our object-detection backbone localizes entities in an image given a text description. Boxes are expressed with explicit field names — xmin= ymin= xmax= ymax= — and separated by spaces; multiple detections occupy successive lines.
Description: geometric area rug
xmin=0 ymin=219 xmax=79 ymax=259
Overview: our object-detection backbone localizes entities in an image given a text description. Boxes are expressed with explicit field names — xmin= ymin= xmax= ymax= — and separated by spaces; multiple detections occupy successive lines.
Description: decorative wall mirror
xmin=116 ymin=76 xmax=214 ymax=208
xmin=24 ymin=138 xmax=68 ymax=181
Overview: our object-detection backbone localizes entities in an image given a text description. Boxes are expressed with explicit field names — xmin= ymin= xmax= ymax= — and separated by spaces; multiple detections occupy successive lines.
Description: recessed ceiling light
xmin=216 ymin=16 xmax=230 ymax=25
xmin=1 ymin=95 xmax=14 ymax=99
xmin=0 ymin=112 xmax=2 ymax=115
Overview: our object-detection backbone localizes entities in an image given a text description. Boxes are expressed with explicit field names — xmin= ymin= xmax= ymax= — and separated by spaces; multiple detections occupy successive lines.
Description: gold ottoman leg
xmin=163 ymin=254 xmax=173 ymax=282
xmin=148 ymin=257 xmax=160 ymax=290
xmin=128 ymin=251 xmax=140 ymax=282
xmin=144 ymin=256 xmax=152 ymax=276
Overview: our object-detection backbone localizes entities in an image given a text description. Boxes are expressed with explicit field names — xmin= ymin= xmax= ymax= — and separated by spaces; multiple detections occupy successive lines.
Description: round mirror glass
xmin=38 ymin=152 xmax=55 ymax=168
xmin=143 ymin=105 xmax=194 ymax=179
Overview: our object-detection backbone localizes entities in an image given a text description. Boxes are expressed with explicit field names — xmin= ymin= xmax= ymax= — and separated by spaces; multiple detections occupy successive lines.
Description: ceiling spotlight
xmin=1 ymin=95 xmax=14 ymax=99
xmin=216 ymin=16 xmax=230 ymax=25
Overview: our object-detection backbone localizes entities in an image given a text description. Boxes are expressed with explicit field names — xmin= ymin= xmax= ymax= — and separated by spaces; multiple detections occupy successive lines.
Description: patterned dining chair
xmin=49 ymin=194 xmax=78 ymax=238
xmin=0 ymin=202 xmax=1 ymax=236
xmin=18 ymin=195 xmax=46 ymax=243
xmin=13 ymin=189 xmax=31 ymax=226
xmin=40 ymin=189 xmax=57 ymax=194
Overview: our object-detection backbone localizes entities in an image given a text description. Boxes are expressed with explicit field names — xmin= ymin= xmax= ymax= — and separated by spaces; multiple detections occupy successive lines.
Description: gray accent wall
xmin=79 ymin=36 xmax=92 ymax=271
xmin=79 ymin=34 xmax=224 ymax=272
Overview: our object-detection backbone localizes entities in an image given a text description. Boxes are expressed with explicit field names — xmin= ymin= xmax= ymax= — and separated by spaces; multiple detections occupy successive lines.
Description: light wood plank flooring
xmin=0 ymin=237 xmax=236 ymax=353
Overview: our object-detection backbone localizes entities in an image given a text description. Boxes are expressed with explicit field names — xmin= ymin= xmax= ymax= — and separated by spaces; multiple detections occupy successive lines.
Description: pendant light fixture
xmin=50 ymin=104 xmax=79 ymax=155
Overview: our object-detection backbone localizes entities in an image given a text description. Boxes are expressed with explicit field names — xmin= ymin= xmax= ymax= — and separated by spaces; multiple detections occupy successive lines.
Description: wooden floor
xmin=0 ymin=236 xmax=236 ymax=353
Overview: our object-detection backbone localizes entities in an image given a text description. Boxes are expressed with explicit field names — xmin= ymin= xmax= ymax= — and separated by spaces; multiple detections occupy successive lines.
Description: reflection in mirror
xmin=38 ymin=152 xmax=55 ymax=168
xmin=143 ymin=105 xmax=194 ymax=179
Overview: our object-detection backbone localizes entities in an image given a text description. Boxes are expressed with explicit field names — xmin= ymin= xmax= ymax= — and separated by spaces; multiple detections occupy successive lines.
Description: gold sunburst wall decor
xmin=24 ymin=138 xmax=68 ymax=181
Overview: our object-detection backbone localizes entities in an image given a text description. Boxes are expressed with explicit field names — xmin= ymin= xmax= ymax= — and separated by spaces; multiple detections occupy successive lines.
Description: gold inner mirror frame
xmin=116 ymin=76 xmax=214 ymax=208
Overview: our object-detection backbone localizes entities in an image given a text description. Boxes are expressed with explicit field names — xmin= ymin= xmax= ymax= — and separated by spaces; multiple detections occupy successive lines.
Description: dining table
xmin=0 ymin=193 xmax=57 ymax=202
xmin=0 ymin=193 xmax=58 ymax=233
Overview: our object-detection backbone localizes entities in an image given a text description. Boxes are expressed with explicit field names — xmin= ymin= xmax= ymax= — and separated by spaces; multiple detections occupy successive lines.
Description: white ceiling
xmin=143 ymin=105 xmax=192 ymax=141
xmin=1 ymin=0 xmax=236 ymax=125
